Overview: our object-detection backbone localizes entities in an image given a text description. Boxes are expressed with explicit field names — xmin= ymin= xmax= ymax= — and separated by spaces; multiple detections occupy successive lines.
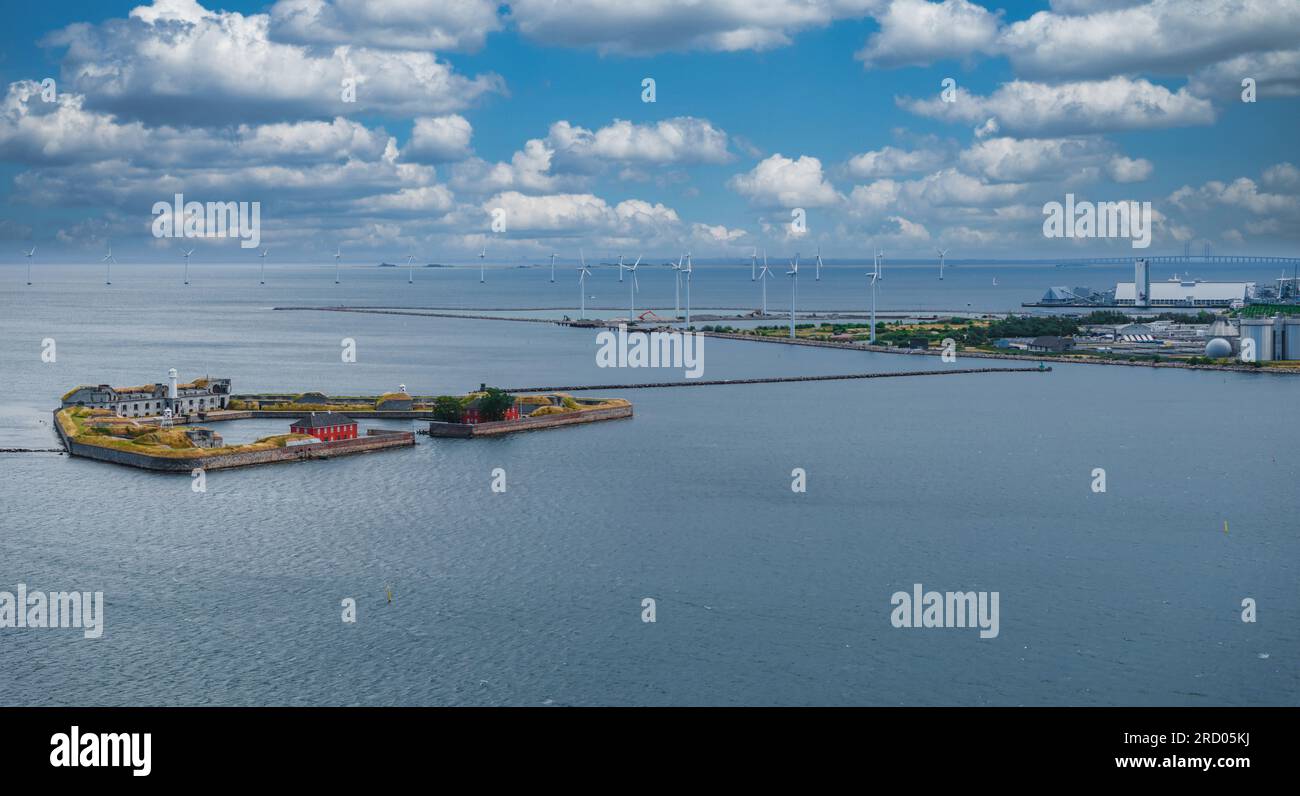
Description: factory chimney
xmin=1134 ymin=258 xmax=1150 ymax=308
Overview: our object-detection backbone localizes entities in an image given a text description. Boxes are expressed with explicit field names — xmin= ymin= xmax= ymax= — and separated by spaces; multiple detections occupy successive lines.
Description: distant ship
xmin=992 ymin=277 xmax=998 ymax=286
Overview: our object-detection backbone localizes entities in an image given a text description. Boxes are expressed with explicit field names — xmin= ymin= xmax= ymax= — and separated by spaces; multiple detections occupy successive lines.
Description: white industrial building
xmin=1114 ymin=275 xmax=1256 ymax=308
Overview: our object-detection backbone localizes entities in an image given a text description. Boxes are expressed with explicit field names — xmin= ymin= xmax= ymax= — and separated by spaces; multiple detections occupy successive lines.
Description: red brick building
xmin=290 ymin=411 xmax=358 ymax=442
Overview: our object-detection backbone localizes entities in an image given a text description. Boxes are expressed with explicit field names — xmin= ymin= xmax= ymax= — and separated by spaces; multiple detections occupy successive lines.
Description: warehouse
xmin=1114 ymin=277 xmax=1255 ymax=308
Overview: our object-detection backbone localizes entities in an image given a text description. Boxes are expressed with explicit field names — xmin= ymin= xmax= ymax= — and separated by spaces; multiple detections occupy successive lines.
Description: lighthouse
xmin=168 ymin=368 xmax=179 ymax=412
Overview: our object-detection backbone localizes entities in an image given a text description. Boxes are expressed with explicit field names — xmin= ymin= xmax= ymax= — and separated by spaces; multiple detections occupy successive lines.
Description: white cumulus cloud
xmin=728 ymin=154 xmax=841 ymax=208
xmin=900 ymin=77 xmax=1215 ymax=137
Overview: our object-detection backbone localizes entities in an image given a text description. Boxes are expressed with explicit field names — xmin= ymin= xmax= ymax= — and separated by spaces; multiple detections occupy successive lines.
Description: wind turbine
xmin=617 ymin=254 xmax=625 ymax=283
xmin=478 ymin=245 xmax=486 ymax=283
xmin=936 ymin=247 xmax=948 ymax=280
xmin=333 ymin=246 xmax=341 ymax=284
xmin=549 ymin=252 xmax=557 ymax=283
xmin=620 ymin=255 xmax=641 ymax=319
xmin=815 ymin=246 xmax=823 ymax=281
xmin=24 ymin=246 xmax=34 ymax=285
xmin=260 ymin=248 xmax=269 ymax=285
xmin=405 ymin=254 xmax=415 ymax=285
xmin=750 ymin=248 xmax=757 ymax=281
xmin=869 ymin=251 xmax=881 ymax=344
xmin=758 ymin=256 xmax=774 ymax=315
xmin=670 ymin=254 xmax=684 ymax=318
xmin=876 ymin=248 xmax=884 ymax=280
xmin=577 ymin=250 xmax=592 ymax=320
xmin=182 ymin=248 xmax=194 ymax=285
xmin=683 ymin=252 xmax=694 ymax=326
xmin=102 ymin=245 xmax=116 ymax=285
xmin=787 ymin=254 xmax=800 ymax=338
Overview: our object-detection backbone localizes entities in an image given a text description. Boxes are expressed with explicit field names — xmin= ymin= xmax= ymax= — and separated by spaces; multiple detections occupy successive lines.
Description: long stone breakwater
xmin=501 ymin=366 xmax=1049 ymax=393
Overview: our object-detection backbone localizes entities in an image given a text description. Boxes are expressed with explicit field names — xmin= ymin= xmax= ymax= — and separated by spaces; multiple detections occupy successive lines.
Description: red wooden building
xmin=290 ymin=411 xmax=358 ymax=442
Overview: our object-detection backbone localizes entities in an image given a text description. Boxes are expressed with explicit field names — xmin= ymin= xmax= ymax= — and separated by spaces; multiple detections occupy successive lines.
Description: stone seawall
xmin=427 ymin=405 xmax=633 ymax=437
xmin=54 ymin=415 xmax=414 ymax=472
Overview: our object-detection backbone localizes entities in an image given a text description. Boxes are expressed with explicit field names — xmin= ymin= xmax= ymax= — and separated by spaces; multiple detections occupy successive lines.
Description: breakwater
xmin=500 ymin=366 xmax=1048 ymax=393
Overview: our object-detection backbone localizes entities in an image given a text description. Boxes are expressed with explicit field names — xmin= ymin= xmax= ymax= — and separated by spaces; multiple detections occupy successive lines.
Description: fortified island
xmin=54 ymin=370 xmax=633 ymax=472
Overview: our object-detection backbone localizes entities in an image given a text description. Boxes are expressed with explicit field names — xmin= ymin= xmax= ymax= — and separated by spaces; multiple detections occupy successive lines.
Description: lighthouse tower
xmin=168 ymin=368 xmax=179 ymax=411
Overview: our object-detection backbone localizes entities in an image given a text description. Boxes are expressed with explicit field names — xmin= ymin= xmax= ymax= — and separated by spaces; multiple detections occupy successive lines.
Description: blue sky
xmin=2 ymin=0 xmax=1298 ymax=261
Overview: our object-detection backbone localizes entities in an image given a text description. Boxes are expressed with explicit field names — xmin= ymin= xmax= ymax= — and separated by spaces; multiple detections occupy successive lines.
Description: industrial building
xmin=1114 ymin=275 xmax=1255 ymax=308
xmin=1238 ymin=315 xmax=1300 ymax=361
xmin=1029 ymin=259 xmax=1258 ymax=308
xmin=61 ymin=369 xmax=231 ymax=418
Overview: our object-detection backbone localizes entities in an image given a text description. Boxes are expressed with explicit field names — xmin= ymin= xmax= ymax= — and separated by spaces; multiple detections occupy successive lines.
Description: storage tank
xmin=1283 ymin=317 xmax=1300 ymax=360
xmin=1238 ymin=317 xmax=1276 ymax=362
xmin=1204 ymin=338 xmax=1233 ymax=358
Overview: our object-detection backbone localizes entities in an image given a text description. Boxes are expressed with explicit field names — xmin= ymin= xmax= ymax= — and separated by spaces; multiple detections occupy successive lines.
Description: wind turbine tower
xmin=577 ymin=252 xmax=592 ymax=320
xmin=869 ymin=252 xmax=881 ymax=344
xmin=683 ymin=252 xmax=694 ymax=326
xmin=787 ymin=254 xmax=800 ymax=338
xmin=102 ymin=246 xmax=116 ymax=285
xmin=621 ymin=256 xmax=640 ymax=319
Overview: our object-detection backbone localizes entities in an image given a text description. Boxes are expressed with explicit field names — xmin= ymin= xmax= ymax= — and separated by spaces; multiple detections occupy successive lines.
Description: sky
xmin=1 ymin=0 xmax=1298 ymax=263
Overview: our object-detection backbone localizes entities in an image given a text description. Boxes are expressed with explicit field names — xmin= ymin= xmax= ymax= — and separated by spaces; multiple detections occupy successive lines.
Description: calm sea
xmin=0 ymin=261 xmax=1295 ymax=705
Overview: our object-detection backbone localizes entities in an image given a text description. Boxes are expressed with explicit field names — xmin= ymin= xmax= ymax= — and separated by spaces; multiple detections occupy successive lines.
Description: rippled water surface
xmin=0 ymin=263 xmax=1295 ymax=705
